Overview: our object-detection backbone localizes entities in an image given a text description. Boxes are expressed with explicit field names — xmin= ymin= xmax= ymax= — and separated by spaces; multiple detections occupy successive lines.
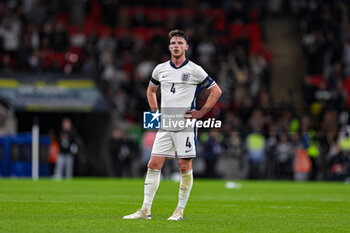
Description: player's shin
xmin=177 ymin=169 xmax=193 ymax=210
xmin=141 ymin=168 xmax=161 ymax=215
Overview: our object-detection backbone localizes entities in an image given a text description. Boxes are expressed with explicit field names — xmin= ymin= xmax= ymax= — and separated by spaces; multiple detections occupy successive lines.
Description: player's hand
xmin=185 ymin=110 xmax=204 ymax=119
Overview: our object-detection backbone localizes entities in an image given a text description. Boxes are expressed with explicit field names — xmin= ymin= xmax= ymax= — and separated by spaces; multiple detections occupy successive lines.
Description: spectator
xmin=54 ymin=118 xmax=78 ymax=179
xmin=265 ymin=124 xmax=278 ymax=179
xmin=97 ymin=31 xmax=117 ymax=55
xmin=0 ymin=13 xmax=22 ymax=57
xmin=275 ymin=133 xmax=294 ymax=179
xmin=70 ymin=26 xmax=86 ymax=48
xmin=24 ymin=0 xmax=47 ymax=26
xmin=19 ymin=33 xmax=33 ymax=69
xmin=1 ymin=54 xmax=14 ymax=72
xmin=0 ymin=99 xmax=16 ymax=136
xmin=328 ymin=138 xmax=348 ymax=181
xmin=196 ymin=36 xmax=216 ymax=66
xmin=246 ymin=130 xmax=265 ymax=179
xmin=339 ymin=125 xmax=350 ymax=180
xmin=28 ymin=25 xmax=40 ymax=50
xmin=110 ymin=128 xmax=122 ymax=176
xmin=293 ymin=146 xmax=312 ymax=182
xmin=49 ymin=22 xmax=69 ymax=52
xmin=201 ymin=130 xmax=224 ymax=178
xmin=226 ymin=129 xmax=245 ymax=177
xmin=48 ymin=130 xmax=59 ymax=175
xmin=110 ymin=129 xmax=137 ymax=177
xmin=102 ymin=63 xmax=127 ymax=94
xmin=27 ymin=49 xmax=44 ymax=71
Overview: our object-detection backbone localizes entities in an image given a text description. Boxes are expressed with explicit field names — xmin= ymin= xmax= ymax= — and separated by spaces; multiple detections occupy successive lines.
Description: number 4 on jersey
xmin=170 ymin=83 xmax=176 ymax=94
xmin=186 ymin=137 xmax=191 ymax=148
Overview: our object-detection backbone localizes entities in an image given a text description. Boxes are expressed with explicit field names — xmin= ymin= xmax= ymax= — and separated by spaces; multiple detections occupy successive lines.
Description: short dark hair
xmin=169 ymin=29 xmax=189 ymax=43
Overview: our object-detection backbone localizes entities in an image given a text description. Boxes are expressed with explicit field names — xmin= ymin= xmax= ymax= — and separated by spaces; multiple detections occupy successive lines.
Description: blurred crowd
xmin=0 ymin=0 xmax=349 ymax=180
xmin=297 ymin=0 xmax=350 ymax=181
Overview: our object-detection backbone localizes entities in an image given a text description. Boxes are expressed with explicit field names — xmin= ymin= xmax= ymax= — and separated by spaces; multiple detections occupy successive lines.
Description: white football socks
xmin=177 ymin=170 xmax=193 ymax=209
xmin=142 ymin=168 xmax=161 ymax=214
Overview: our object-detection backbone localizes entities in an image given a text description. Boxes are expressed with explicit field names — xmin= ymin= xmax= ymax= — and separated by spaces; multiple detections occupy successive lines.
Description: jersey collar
xmin=170 ymin=58 xmax=189 ymax=69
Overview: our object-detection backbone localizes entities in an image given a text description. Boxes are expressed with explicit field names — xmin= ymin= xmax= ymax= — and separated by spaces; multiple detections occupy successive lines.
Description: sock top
xmin=181 ymin=169 xmax=193 ymax=174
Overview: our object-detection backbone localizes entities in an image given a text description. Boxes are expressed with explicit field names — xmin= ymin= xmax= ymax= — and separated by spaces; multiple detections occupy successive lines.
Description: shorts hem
xmin=151 ymin=154 xmax=175 ymax=158
xmin=177 ymin=155 xmax=196 ymax=158
xmin=151 ymin=154 xmax=196 ymax=158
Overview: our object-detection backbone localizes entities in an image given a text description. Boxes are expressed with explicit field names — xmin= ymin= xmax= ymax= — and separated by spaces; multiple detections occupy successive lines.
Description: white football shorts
xmin=151 ymin=129 xmax=197 ymax=158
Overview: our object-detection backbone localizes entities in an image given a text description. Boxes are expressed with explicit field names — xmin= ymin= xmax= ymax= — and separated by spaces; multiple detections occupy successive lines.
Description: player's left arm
xmin=186 ymin=84 xmax=222 ymax=119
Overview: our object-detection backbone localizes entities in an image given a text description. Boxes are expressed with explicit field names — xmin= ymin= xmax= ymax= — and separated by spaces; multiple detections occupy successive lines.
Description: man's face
xmin=169 ymin=36 xmax=188 ymax=59
xmin=62 ymin=119 xmax=72 ymax=131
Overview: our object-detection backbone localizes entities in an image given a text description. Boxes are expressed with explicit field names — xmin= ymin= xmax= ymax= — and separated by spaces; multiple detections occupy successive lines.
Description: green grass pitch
xmin=1 ymin=178 xmax=349 ymax=233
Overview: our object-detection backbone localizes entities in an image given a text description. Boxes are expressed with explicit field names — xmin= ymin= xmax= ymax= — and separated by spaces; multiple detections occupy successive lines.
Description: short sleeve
xmin=195 ymin=65 xmax=216 ymax=89
xmin=195 ymin=65 xmax=208 ymax=83
xmin=201 ymin=76 xmax=216 ymax=89
xmin=150 ymin=65 xmax=160 ymax=86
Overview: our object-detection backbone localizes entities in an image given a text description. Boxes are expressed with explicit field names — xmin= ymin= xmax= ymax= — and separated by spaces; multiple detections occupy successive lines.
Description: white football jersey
xmin=150 ymin=59 xmax=216 ymax=131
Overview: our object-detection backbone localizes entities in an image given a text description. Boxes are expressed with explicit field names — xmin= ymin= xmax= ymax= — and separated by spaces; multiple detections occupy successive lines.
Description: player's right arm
xmin=147 ymin=84 xmax=158 ymax=112
xmin=148 ymin=65 xmax=161 ymax=112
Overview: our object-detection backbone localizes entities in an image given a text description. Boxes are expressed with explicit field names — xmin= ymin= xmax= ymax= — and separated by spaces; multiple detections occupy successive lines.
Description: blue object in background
xmin=0 ymin=133 xmax=50 ymax=177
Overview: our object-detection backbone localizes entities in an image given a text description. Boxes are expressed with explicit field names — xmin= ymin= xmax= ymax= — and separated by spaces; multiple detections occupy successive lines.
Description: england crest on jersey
xmin=181 ymin=73 xmax=190 ymax=82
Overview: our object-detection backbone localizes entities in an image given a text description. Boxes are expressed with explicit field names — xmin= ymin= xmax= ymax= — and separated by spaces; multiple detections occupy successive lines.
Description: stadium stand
xmin=0 ymin=0 xmax=349 ymax=181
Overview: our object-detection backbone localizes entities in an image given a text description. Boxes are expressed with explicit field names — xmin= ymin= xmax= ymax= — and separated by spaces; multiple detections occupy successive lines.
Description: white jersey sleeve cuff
xmin=207 ymin=81 xmax=217 ymax=89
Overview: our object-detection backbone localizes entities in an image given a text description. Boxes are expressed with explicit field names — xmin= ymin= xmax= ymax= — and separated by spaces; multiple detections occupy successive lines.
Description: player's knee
xmin=178 ymin=161 xmax=191 ymax=173
xmin=147 ymin=158 xmax=164 ymax=170
xmin=147 ymin=161 xmax=159 ymax=169
xmin=179 ymin=165 xmax=188 ymax=173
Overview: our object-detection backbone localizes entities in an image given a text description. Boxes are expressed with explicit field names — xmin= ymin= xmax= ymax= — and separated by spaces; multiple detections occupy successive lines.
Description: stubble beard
xmin=172 ymin=51 xmax=184 ymax=60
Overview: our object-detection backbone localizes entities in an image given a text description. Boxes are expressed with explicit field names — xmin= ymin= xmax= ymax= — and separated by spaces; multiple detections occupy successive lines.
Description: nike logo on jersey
xmin=185 ymin=149 xmax=191 ymax=153
xmin=145 ymin=183 xmax=152 ymax=185
xmin=161 ymin=75 xmax=167 ymax=79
